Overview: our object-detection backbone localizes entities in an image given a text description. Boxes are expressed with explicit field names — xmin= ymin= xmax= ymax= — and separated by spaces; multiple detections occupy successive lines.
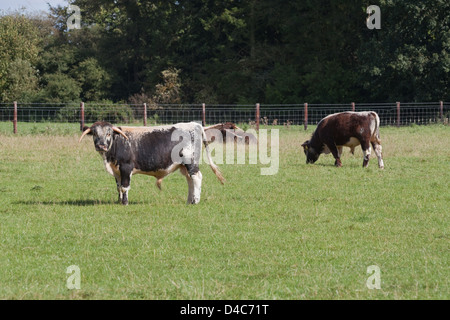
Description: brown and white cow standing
xmin=301 ymin=111 xmax=384 ymax=168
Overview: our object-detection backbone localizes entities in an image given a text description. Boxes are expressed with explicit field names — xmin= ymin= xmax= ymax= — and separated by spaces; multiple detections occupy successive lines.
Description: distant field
xmin=0 ymin=122 xmax=448 ymax=299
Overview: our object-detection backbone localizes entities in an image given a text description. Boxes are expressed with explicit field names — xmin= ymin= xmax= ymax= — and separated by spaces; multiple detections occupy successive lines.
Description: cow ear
xmin=301 ymin=141 xmax=309 ymax=149
xmin=112 ymin=126 xmax=128 ymax=140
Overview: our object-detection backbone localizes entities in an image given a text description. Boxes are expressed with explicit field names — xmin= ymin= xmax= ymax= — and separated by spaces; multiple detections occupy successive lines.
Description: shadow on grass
xmin=312 ymin=161 xmax=366 ymax=168
xmin=14 ymin=199 xmax=122 ymax=206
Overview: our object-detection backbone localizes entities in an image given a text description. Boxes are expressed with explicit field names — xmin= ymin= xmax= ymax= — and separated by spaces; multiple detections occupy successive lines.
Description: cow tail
xmin=201 ymin=127 xmax=225 ymax=184
xmin=372 ymin=112 xmax=382 ymax=144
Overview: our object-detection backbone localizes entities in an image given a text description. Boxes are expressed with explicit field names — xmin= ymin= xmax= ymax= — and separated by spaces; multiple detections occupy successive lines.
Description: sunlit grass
xmin=0 ymin=123 xmax=448 ymax=299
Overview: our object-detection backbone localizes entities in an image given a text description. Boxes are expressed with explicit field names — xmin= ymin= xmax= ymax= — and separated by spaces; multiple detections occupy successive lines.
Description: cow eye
xmin=107 ymin=133 xmax=111 ymax=137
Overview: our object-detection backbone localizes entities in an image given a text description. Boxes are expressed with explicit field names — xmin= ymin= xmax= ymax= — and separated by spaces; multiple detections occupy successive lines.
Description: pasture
xmin=0 ymin=122 xmax=448 ymax=299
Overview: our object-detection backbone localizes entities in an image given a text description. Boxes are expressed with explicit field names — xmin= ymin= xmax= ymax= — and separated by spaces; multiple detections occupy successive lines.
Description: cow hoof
xmin=335 ymin=160 xmax=342 ymax=167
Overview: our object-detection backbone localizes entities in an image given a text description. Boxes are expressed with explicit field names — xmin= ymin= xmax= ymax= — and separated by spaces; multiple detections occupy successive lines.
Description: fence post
xmin=13 ymin=101 xmax=17 ymax=134
xmin=143 ymin=103 xmax=147 ymax=126
xmin=396 ymin=101 xmax=400 ymax=127
xmin=256 ymin=103 xmax=260 ymax=131
xmin=304 ymin=103 xmax=308 ymax=131
xmin=202 ymin=103 xmax=206 ymax=126
xmin=80 ymin=102 xmax=85 ymax=131
xmin=440 ymin=101 xmax=444 ymax=122
xmin=351 ymin=102 xmax=355 ymax=112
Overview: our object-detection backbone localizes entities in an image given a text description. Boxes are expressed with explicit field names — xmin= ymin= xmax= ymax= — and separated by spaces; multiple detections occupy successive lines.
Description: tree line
xmin=0 ymin=0 xmax=449 ymax=105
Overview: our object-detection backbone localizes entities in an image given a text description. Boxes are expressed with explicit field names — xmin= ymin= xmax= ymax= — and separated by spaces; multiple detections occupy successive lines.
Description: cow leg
xmin=184 ymin=162 xmax=202 ymax=204
xmin=350 ymin=146 xmax=355 ymax=155
xmin=191 ymin=171 xmax=203 ymax=204
xmin=180 ymin=166 xmax=194 ymax=204
xmin=119 ymin=166 xmax=132 ymax=205
xmin=361 ymin=142 xmax=371 ymax=168
xmin=114 ymin=174 xmax=122 ymax=203
xmin=325 ymin=142 xmax=342 ymax=167
xmin=186 ymin=176 xmax=194 ymax=204
xmin=371 ymin=141 xmax=384 ymax=169
xmin=337 ymin=146 xmax=343 ymax=159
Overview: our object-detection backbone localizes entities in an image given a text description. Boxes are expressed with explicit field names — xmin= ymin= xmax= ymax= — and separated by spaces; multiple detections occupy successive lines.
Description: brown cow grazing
xmin=301 ymin=111 xmax=384 ymax=168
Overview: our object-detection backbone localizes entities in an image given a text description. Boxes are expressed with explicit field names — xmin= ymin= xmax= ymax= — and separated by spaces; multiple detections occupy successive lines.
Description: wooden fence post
xmin=143 ymin=103 xmax=147 ymax=126
xmin=255 ymin=103 xmax=260 ymax=131
xmin=440 ymin=101 xmax=444 ymax=122
xmin=351 ymin=102 xmax=355 ymax=112
xmin=202 ymin=103 xmax=206 ymax=126
xmin=304 ymin=103 xmax=308 ymax=131
xmin=396 ymin=101 xmax=400 ymax=127
xmin=80 ymin=102 xmax=85 ymax=131
xmin=13 ymin=101 xmax=17 ymax=134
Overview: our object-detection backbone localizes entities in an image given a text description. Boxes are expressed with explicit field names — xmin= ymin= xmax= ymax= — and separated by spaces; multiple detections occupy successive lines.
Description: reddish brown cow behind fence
xmin=301 ymin=111 xmax=384 ymax=168
xmin=204 ymin=122 xmax=258 ymax=145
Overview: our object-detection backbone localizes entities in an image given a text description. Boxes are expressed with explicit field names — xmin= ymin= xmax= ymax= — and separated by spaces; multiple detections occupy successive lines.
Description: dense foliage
xmin=0 ymin=0 xmax=449 ymax=104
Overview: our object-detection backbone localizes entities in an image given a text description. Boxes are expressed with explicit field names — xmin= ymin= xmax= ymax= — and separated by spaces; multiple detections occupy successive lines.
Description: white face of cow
xmin=79 ymin=121 xmax=129 ymax=153
xmin=91 ymin=124 xmax=115 ymax=152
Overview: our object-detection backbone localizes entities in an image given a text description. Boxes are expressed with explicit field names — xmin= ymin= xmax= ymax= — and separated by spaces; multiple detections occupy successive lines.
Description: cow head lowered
xmin=79 ymin=121 xmax=128 ymax=152
xmin=301 ymin=140 xmax=320 ymax=164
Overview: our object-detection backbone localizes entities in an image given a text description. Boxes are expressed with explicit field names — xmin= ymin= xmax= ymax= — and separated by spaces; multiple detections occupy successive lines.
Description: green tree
xmin=152 ymin=68 xmax=183 ymax=104
xmin=27 ymin=0 xmax=450 ymax=104
xmin=72 ymin=57 xmax=111 ymax=101
xmin=0 ymin=14 xmax=41 ymax=102
xmin=358 ymin=0 xmax=450 ymax=102
xmin=38 ymin=72 xmax=82 ymax=103
xmin=2 ymin=59 xmax=40 ymax=102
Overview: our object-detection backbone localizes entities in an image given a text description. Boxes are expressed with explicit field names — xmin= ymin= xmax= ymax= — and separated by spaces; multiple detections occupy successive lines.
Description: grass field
xmin=0 ymin=122 xmax=449 ymax=299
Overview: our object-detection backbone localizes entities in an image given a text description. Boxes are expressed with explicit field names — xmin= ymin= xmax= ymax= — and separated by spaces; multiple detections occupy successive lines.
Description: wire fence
xmin=0 ymin=101 xmax=448 ymax=133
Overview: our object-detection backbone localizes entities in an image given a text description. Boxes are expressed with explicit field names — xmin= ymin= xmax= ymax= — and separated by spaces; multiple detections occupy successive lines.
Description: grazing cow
xmin=79 ymin=121 xmax=225 ymax=205
xmin=301 ymin=111 xmax=384 ymax=168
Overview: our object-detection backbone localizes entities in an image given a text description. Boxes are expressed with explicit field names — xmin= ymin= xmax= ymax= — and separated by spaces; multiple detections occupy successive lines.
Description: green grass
xmin=0 ymin=123 xmax=448 ymax=299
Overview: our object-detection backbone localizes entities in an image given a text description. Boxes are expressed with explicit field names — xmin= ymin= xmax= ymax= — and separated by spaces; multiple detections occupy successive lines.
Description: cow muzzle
xmin=96 ymin=144 xmax=109 ymax=152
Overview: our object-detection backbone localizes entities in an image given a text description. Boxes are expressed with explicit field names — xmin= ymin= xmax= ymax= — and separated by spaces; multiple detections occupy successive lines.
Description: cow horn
xmin=113 ymin=127 xmax=128 ymax=140
xmin=78 ymin=127 xmax=91 ymax=143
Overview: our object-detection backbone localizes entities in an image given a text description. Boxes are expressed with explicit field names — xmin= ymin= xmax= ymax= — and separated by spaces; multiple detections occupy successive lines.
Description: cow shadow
xmin=14 ymin=199 xmax=120 ymax=206
xmin=312 ymin=160 xmax=363 ymax=168
xmin=315 ymin=163 xmax=358 ymax=167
